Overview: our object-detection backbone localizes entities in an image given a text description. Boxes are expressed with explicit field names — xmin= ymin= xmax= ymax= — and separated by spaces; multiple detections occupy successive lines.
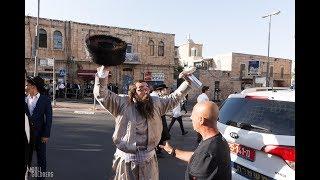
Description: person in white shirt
xmin=25 ymin=76 xmax=53 ymax=177
xmin=58 ymin=83 xmax=65 ymax=98
xmin=150 ymin=84 xmax=160 ymax=97
xmin=196 ymin=86 xmax=210 ymax=143
xmin=197 ymin=86 xmax=210 ymax=103
xmin=168 ymin=101 xmax=188 ymax=135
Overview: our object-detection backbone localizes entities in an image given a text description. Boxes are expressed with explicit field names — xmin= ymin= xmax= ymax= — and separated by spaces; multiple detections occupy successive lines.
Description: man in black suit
xmin=25 ymin=76 xmax=53 ymax=178
xmin=152 ymin=84 xmax=171 ymax=158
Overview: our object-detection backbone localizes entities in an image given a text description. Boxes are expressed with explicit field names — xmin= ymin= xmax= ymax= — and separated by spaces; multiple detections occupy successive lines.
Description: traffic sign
xmin=59 ymin=69 xmax=66 ymax=76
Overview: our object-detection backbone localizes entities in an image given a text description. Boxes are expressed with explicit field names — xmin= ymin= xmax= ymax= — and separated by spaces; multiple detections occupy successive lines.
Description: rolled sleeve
xmin=93 ymin=75 xmax=123 ymax=117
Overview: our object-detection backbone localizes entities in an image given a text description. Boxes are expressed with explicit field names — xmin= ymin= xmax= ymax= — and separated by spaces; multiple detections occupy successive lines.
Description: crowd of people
xmin=24 ymin=68 xmax=231 ymax=180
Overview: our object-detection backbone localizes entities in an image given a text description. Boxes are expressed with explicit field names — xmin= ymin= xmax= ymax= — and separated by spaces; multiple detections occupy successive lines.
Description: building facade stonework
xmin=178 ymin=38 xmax=203 ymax=67
xmin=177 ymin=38 xmax=293 ymax=103
xmin=213 ymin=52 xmax=292 ymax=90
xmin=176 ymin=38 xmax=234 ymax=102
xmin=25 ymin=16 xmax=176 ymax=94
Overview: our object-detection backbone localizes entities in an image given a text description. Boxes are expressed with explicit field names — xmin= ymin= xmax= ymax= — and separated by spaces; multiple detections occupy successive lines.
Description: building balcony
xmin=124 ymin=53 xmax=141 ymax=64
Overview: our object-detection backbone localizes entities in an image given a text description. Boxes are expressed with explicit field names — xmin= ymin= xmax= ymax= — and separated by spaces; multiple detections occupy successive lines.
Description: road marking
xmin=74 ymin=111 xmax=95 ymax=115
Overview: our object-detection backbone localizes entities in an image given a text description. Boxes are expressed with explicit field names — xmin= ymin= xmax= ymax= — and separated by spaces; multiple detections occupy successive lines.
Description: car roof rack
xmin=240 ymin=87 xmax=290 ymax=94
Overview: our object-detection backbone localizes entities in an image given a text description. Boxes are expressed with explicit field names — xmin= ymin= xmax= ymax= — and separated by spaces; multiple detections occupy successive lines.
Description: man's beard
xmin=135 ymin=94 xmax=154 ymax=119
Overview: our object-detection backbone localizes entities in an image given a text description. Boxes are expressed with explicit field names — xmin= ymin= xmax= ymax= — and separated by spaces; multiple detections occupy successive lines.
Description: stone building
xmin=176 ymin=38 xmax=293 ymax=102
xmin=176 ymin=37 xmax=233 ymax=102
xmin=25 ymin=16 xmax=176 ymax=94
xmin=177 ymin=36 xmax=204 ymax=67
xmin=213 ymin=52 xmax=292 ymax=91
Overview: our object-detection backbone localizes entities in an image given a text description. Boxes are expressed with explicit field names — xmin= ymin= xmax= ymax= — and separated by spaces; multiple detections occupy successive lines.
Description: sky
xmin=25 ymin=0 xmax=295 ymax=62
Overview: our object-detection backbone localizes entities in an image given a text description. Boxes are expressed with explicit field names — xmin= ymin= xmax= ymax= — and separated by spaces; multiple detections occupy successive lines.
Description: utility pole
xmin=52 ymin=58 xmax=56 ymax=106
xmin=262 ymin=10 xmax=280 ymax=87
xmin=34 ymin=0 xmax=40 ymax=76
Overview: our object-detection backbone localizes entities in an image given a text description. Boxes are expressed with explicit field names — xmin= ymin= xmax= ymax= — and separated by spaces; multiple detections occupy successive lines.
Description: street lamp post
xmin=262 ymin=10 xmax=280 ymax=87
xmin=34 ymin=0 xmax=40 ymax=76
xmin=52 ymin=58 xmax=56 ymax=106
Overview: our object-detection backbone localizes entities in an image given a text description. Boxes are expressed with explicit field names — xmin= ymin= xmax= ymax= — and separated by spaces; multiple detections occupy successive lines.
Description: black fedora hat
xmin=85 ymin=35 xmax=127 ymax=66
xmin=27 ymin=76 xmax=45 ymax=93
xmin=155 ymin=84 xmax=169 ymax=90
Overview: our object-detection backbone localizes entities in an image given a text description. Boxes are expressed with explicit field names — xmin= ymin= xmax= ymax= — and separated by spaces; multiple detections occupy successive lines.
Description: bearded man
xmin=93 ymin=66 xmax=194 ymax=180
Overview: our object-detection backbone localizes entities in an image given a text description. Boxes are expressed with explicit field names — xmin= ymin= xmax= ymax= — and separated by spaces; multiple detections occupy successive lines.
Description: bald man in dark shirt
xmin=160 ymin=101 xmax=231 ymax=180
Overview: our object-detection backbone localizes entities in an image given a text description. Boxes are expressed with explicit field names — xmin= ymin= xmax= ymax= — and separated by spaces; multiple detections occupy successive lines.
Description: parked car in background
xmin=218 ymin=87 xmax=295 ymax=180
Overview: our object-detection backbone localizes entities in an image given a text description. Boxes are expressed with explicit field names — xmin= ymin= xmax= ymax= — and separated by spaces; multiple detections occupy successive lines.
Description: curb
xmin=53 ymin=106 xmax=107 ymax=112
xmin=74 ymin=110 xmax=95 ymax=114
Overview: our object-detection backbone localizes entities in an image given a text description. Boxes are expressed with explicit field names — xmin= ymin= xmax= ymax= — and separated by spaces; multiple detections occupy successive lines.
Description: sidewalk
xmin=52 ymin=99 xmax=192 ymax=117
xmin=52 ymin=100 xmax=107 ymax=112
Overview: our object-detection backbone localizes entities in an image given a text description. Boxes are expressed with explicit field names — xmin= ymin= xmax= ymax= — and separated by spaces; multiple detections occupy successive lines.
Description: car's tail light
xmin=262 ymin=145 xmax=295 ymax=170
xmin=245 ymin=95 xmax=269 ymax=100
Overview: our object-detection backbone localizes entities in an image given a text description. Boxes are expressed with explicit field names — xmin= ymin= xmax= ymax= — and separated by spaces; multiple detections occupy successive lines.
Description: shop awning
xmin=77 ymin=70 xmax=96 ymax=79
xmin=77 ymin=70 xmax=111 ymax=78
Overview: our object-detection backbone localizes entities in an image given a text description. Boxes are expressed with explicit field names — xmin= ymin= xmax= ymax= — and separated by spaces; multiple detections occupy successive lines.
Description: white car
xmin=217 ymin=87 xmax=295 ymax=180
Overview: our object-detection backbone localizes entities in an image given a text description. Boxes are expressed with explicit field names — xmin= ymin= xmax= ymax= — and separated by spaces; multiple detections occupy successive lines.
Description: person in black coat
xmin=154 ymin=84 xmax=171 ymax=158
xmin=25 ymin=76 xmax=53 ymax=178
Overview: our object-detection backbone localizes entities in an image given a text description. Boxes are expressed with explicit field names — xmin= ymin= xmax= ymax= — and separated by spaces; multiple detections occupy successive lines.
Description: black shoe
xmin=156 ymin=149 xmax=162 ymax=154
xmin=157 ymin=153 xmax=165 ymax=158
xmin=182 ymin=131 xmax=188 ymax=135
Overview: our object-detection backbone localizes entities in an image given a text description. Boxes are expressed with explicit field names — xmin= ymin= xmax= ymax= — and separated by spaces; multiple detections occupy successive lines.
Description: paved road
xmin=30 ymin=110 xmax=199 ymax=180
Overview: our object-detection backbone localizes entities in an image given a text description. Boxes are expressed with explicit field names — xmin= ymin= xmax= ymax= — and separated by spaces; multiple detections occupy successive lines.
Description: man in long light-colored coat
xmin=94 ymin=66 xmax=194 ymax=180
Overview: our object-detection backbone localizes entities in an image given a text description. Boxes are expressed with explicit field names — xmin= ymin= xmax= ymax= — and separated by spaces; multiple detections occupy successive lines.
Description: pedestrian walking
xmin=180 ymin=94 xmax=188 ymax=114
xmin=168 ymin=101 xmax=188 ymax=135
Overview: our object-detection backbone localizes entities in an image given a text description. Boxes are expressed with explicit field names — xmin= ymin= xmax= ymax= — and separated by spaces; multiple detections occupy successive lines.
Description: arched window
xmin=126 ymin=43 xmax=133 ymax=53
xmin=148 ymin=40 xmax=154 ymax=56
xmin=158 ymin=41 xmax=164 ymax=56
xmin=53 ymin=30 xmax=63 ymax=49
xmin=191 ymin=47 xmax=197 ymax=56
xmin=38 ymin=28 xmax=47 ymax=48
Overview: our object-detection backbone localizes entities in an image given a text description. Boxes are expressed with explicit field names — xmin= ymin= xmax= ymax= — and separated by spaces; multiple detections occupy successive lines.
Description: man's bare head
xmin=190 ymin=101 xmax=219 ymax=132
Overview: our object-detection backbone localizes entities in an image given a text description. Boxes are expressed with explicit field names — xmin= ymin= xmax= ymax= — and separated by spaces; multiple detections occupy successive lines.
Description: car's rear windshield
xmin=218 ymin=97 xmax=295 ymax=136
